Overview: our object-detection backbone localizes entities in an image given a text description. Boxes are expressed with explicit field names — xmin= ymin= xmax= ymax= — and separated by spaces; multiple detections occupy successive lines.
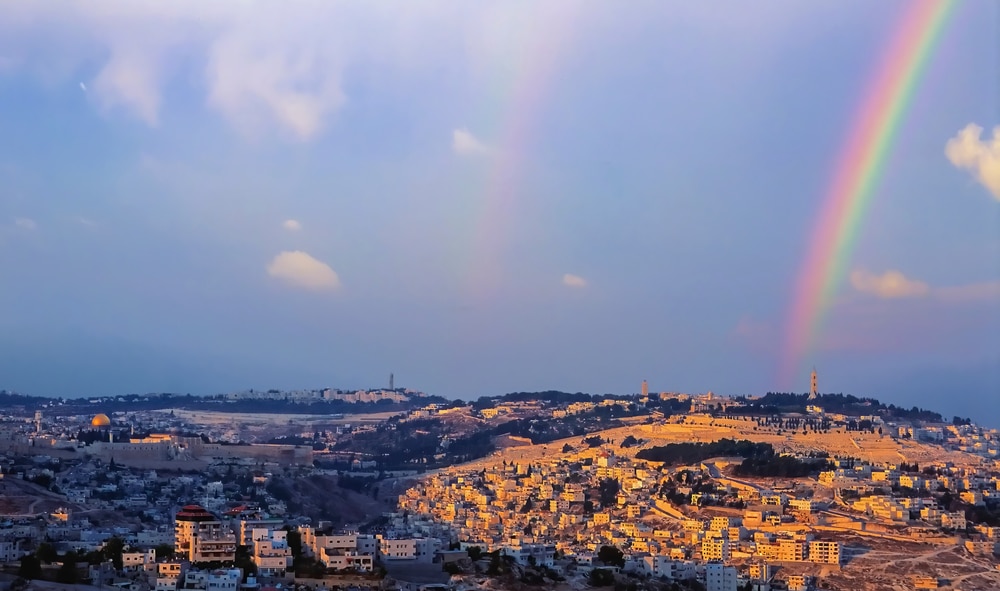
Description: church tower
xmin=809 ymin=368 xmax=818 ymax=400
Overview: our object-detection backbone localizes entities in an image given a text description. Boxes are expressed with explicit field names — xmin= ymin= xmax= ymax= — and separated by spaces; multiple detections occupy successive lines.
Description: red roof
xmin=176 ymin=505 xmax=217 ymax=521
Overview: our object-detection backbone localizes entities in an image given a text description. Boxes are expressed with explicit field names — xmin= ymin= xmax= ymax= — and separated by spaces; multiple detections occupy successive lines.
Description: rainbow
xmin=461 ymin=5 xmax=582 ymax=298
xmin=779 ymin=0 xmax=958 ymax=388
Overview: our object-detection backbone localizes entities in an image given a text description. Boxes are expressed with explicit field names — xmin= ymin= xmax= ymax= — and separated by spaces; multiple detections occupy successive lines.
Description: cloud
xmin=92 ymin=48 xmax=164 ymax=126
xmin=76 ymin=217 xmax=97 ymax=227
xmin=562 ymin=273 xmax=587 ymax=288
xmin=282 ymin=219 xmax=302 ymax=232
xmin=267 ymin=251 xmax=340 ymax=291
xmin=14 ymin=217 xmax=37 ymax=230
xmin=946 ymin=123 xmax=1000 ymax=201
xmin=934 ymin=280 xmax=1000 ymax=303
xmin=850 ymin=268 xmax=1000 ymax=303
xmin=0 ymin=3 xmax=594 ymax=141
xmin=849 ymin=269 xmax=929 ymax=299
xmin=204 ymin=26 xmax=347 ymax=141
xmin=452 ymin=128 xmax=491 ymax=156
xmin=1 ymin=3 xmax=355 ymax=140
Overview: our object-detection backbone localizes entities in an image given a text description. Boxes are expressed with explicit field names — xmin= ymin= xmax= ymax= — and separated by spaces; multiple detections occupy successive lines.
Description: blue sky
xmin=0 ymin=1 xmax=997 ymax=422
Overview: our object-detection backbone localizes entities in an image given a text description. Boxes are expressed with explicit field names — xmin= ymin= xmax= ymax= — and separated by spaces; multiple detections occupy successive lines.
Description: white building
xmin=501 ymin=544 xmax=556 ymax=567
xmin=154 ymin=563 xmax=185 ymax=591
xmin=121 ymin=549 xmax=155 ymax=571
xmin=641 ymin=556 xmax=695 ymax=580
xmin=378 ymin=537 xmax=440 ymax=562
xmin=206 ymin=569 xmax=241 ymax=591
xmin=252 ymin=530 xmax=292 ymax=576
xmin=705 ymin=562 xmax=738 ymax=591
xmin=0 ymin=540 xmax=27 ymax=563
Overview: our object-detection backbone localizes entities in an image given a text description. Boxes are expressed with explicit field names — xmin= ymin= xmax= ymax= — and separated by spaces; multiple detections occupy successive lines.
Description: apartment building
xmin=121 ymin=549 xmax=155 ymax=571
xmin=378 ymin=537 xmax=441 ymax=562
xmin=705 ymin=562 xmax=738 ymax=591
xmin=252 ymin=530 xmax=292 ymax=576
xmin=808 ymin=541 xmax=840 ymax=565
xmin=701 ymin=539 xmax=731 ymax=562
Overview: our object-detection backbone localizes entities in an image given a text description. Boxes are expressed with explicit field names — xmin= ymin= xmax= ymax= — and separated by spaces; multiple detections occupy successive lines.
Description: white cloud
xmin=0 ymin=2 xmax=858 ymax=143
xmin=849 ymin=268 xmax=1000 ymax=303
xmin=0 ymin=2 xmax=355 ymax=139
xmin=849 ymin=269 xmax=929 ymax=299
xmin=562 ymin=273 xmax=587 ymax=288
xmin=282 ymin=219 xmax=302 ymax=231
xmin=452 ymin=128 xmax=491 ymax=156
xmin=267 ymin=250 xmax=340 ymax=291
xmin=204 ymin=24 xmax=348 ymax=141
xmin=14 ymin=217 xmax=37 ymax=230
xmin=946 ymin=123 xmax=1000 ymax=201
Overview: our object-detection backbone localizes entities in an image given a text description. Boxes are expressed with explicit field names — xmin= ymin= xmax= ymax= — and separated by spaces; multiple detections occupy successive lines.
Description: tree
xmin=286 ymin=529 xmax=303 ymax=559
xmin=104 ymin=536 xmax=125 ymax=571
xmin=467 ymin=546 xmax=483 ymax=561
xmin=597 ymin=545 xmax=624 ymax=568
xmin=588 ymin=568 xmax=615 ymax=587
xmin=18 ymin=555 xmax=42 ymax=579
xmin=598 ymin=478 xmax=620 ymax=507
xmin=235 ymin=546 xmax=258 ymax=577
xmin=35 ymin=542 xmax=58 ymax=563
xmin=487 ymin=552 xmax=502 ymax=575
xmin=154 ymin=544 xmax=175 ymax=560
xmin=57 ymin=558 xmax=78 ymax=584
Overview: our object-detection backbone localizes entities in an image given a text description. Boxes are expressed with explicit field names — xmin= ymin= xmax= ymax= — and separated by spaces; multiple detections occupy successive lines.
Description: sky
xmin=0 ymin=1 xmax=997 ymax=422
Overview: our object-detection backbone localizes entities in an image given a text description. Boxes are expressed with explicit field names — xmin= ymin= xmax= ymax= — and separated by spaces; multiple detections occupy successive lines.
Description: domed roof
xmin=91 ymin=413 xmax=111 ymax=427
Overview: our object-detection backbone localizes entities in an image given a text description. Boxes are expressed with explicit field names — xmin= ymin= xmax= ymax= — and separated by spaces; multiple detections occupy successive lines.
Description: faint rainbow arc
xmin=462 ymin=6 xmax=581 ymax=298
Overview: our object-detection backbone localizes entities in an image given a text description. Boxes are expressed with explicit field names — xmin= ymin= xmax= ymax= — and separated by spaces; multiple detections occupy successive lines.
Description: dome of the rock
xmin=91 ymin=413 xmax=111 ymax=427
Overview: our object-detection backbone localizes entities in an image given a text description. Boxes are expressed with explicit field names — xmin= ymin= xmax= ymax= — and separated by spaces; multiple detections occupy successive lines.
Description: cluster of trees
xmin=635 ymin=439 xmax=773 ymax=465
xmin=472 ymin=391 xmax=599 ymax=409
xmin=731 ymin=393 xmax=945 ymax=424
xmin=336 ymin=473 xmax=378 ymax=493
xmin=20 ymin=390 xmax=450 ymax=419
xmin=733 ymin=455 xmax=832 ymax=478
xmin=19 ymin=538 xmax=147 ymax=583
xmin=749 ymin=416 xmax=831 ymax=433
xmin=598 ymin=478 xmax=621 ymax=507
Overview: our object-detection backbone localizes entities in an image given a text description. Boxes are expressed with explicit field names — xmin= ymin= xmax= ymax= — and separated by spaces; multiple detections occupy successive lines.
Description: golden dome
xmin=91 ymin=413 xmax=111 ymax=427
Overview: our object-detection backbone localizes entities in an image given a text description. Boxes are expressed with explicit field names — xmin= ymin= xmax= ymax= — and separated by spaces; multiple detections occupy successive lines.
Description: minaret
xmin=809 ymin=368 xmax=818 ymax=400
xmin=641 ymin=380 xmax=648 ymax=398
xmin=34 ymin=410 xmax=42 ymax=434
xmin=390 ymin=373 xmax=394 ymax=391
